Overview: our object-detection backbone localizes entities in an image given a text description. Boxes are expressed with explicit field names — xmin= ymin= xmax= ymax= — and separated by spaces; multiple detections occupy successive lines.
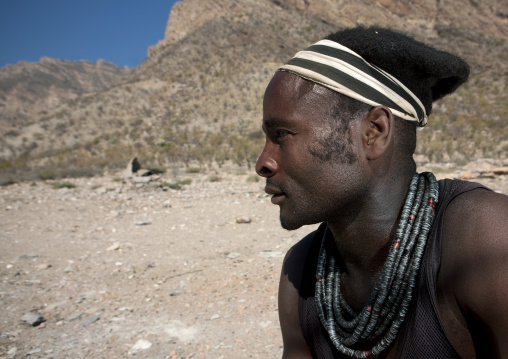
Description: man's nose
xmin=255 ymin=144 xmax=278 ymax=178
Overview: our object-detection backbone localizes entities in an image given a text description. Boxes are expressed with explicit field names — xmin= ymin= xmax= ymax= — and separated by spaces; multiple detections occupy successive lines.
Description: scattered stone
xmin=460 ymin=170 xmax=472 ymax=180
xmin=106 ymin=242 xmax=121 ymax=251
xmin=136 ymin=169 xmax=153 ymax=177
xmin=479 ymin=172 xmax=496 ymax=179
xmin=131 ymin=339 xmax=152 ymax=351
xmin=492 ymin=167 xmax=508 ymax=175
xmin=259 ymin=321 xmax=271 ymax=328
xmin=67 ymin=312 xmax=82 ymax=322
xmin=236 ymin=216 xmax=252 ymax=224
xmin=210 ymin=314 xmax=220 ymax=320
xmin=21 ymin=312 xmax=46 ymax=327
xmin=7 ymin=347 xmax=17 ymax=356
xmin=82 ymin=315 xmax=100 ymax=327
xmin=226 ymin=252 xmax=241 ymax=259
xmin=132 ymin=176 xmax=152 ymax=184
xmin=19 ymin=254 xmax=40 ymax=260
xmin=170 ymin=290 xmax=183 ymax=297
xmin=258 ymin=250 xmax=285 ymax=258
xmin=26 ymin=348 xmax=41 ymax=356
xmin=35 ymin=263 xmax=51 ymax=270
xmin=95 ymin=187 xmax=107 ymax=195
xmin=118 ymin=307 xmax=133 ymax=312
xmin=135 ymin=221 xmax=152 ymax=226
xmin=45 ymin=300 xmax=68 ymax=311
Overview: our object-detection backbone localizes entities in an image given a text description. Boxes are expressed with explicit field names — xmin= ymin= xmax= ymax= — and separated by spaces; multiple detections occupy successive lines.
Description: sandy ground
xmin=1 ymin=162 xmax=507 ymax=359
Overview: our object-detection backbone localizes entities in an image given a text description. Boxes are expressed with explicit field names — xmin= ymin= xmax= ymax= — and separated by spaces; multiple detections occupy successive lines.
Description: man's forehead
xmin=266 ymin=71 xmax=334 ymax=102
xmin=263 ymin=71 xmax=338 ymax=130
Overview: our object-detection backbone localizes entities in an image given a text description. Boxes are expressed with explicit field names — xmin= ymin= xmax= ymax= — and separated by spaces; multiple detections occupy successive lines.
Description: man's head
xmin=257 ymin=71 xmax=372 ymax=230
xmin=283 ymin=26 xmax=470 ymax=158
xmin=256 ymin=26 xmax=470 ymax=229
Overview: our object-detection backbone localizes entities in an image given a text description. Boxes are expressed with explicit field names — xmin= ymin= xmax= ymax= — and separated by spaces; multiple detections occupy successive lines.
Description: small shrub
xmin=0 ymin=176 xmax=17 ymax=186
xmin=0 ymin=160 xmax=11 ymax=170
xmin=179 ymin=179 xmax=192 ymax=186
xmin=166 ymin=182 xmax=181 ymax=190
xmin=38 ymin=169 xmax=57 ymax=181
xmin=186 ymin=167 xmax=200 ymax=173
xmin=53 ymin=182 xmax=76 ymax=189
xmin=5 ymin=129 xmax=20 ymax=137
xmin=209 ymin=175 xmax=221 ymax=182
xmin=246 ymin=174 xmax=260 ymax=183
xmin=145 ymin=164 xmax=166 ymax=174
xmin=165 ymin=179 xmax=192 ymax=190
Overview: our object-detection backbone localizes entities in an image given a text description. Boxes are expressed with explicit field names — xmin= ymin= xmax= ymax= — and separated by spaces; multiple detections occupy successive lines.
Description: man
xmin=255 ymin=26 xmax=508 ymax=358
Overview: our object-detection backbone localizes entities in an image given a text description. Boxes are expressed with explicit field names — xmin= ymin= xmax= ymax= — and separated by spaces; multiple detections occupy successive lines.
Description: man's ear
xmin=361 ymin=106 xmax=393 ymax=160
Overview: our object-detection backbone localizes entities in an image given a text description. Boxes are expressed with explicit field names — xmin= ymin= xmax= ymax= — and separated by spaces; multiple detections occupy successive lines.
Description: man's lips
xmin=264 ymin=185 xmax=286 ymax=205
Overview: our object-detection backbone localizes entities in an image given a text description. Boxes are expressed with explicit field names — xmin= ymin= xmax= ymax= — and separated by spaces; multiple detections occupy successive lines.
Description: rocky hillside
xmin=0 ymin=58 xmax=131 ymax=131
xmin=1 ymin=0 xmax=507 ymax=183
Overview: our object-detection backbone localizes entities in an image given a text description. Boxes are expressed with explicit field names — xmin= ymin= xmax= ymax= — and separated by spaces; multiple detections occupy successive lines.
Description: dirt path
xmin=1 ymin=163 xmax=506 ymax=358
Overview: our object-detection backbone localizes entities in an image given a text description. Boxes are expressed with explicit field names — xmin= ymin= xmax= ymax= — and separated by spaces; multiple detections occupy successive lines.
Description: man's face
xmin=256 ymin=72 xmax=368 ymax=230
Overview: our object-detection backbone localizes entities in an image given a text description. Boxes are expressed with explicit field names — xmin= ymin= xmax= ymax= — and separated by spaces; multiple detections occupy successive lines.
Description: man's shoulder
xmin=442 ymin=182 xmax=507 ymax=234
xmin=281 ymin=223 xmax=326 ymax=291
xmin=439 ymin=182 xmax=508 ymax=289
xmin=439 ymin=183 xmax=508 ymax=357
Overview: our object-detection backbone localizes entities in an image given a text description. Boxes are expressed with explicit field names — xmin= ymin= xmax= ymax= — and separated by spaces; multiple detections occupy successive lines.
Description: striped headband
xmin=277 ymin=39 xmax=428 ymax=126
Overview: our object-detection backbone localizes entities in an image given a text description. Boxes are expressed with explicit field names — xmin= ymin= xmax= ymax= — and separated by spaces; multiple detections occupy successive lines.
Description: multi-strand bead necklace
xmin=315 ymin=172 xmax=439 ymax=358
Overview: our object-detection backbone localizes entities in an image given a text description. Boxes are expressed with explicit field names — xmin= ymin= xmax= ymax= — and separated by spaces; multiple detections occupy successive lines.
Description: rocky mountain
xmin=1 ymin=0 xmax=507 ymax=182
xmin=0 ymin=58 xmax=131 ymax=131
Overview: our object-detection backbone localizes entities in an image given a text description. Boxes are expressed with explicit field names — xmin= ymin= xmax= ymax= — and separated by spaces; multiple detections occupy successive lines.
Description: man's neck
xmin=326 ymin=170 xmax=415 ymax=276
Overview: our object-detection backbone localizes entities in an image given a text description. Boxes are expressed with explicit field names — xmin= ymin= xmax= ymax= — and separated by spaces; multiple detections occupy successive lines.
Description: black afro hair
xmin=325 ymin=26 xmax=470 ymax=115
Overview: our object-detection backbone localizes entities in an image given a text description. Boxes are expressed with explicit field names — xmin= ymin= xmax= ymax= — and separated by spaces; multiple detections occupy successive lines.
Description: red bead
xmin=428 ymin=197 xmax=436 ymax=213
xmin=366 ymin=306 xmax=372 ymax=311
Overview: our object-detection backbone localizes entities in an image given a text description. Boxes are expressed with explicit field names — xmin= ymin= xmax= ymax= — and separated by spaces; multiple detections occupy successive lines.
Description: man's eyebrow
xmin=263 ymin=117 xmax=289 ymax=129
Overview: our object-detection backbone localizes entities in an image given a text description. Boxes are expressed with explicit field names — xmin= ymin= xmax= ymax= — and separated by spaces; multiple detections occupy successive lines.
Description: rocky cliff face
xmin=275 ymin=0 xmax=508 ymax=38
xmin=152 ymin=0 xmax=508 ymax=49
xmin=1 ymin=0 xmax=507 ymax=179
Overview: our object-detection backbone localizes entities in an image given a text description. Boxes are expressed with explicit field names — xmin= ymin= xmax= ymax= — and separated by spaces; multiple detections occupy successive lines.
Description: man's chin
xmin=279 ymin=215 xmax=306 ymax=231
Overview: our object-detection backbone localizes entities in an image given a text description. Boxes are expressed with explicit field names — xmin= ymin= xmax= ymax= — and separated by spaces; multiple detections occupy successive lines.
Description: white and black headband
xmin=278 ymin=39 xmax=428 ymax=127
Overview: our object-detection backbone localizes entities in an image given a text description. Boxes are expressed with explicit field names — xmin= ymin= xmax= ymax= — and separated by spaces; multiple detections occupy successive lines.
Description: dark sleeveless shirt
xmin=298 ymin=179 xmax=487 ymax=358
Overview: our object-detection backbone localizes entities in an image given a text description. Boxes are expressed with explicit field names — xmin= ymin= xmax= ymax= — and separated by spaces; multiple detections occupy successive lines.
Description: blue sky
xmin=0 ymin=0 xmax=180 ymax=69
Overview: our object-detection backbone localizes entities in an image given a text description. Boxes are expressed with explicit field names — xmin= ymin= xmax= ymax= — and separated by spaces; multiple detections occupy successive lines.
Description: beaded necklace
xmin=315 ymin=172 xmax=439 ymax=358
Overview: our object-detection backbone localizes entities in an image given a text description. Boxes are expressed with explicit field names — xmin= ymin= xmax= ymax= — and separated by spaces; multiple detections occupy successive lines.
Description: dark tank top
xmin=298 ymin=179 xmax=487 ymax=358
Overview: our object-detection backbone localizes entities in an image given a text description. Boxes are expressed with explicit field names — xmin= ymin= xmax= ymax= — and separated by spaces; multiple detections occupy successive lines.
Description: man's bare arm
xmin=279 ymin=236 xmax=314 ymax=358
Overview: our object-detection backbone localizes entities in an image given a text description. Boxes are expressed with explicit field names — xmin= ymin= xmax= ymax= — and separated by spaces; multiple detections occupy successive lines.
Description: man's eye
xmin=277 ymin=130 xmax=289 ymax=139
